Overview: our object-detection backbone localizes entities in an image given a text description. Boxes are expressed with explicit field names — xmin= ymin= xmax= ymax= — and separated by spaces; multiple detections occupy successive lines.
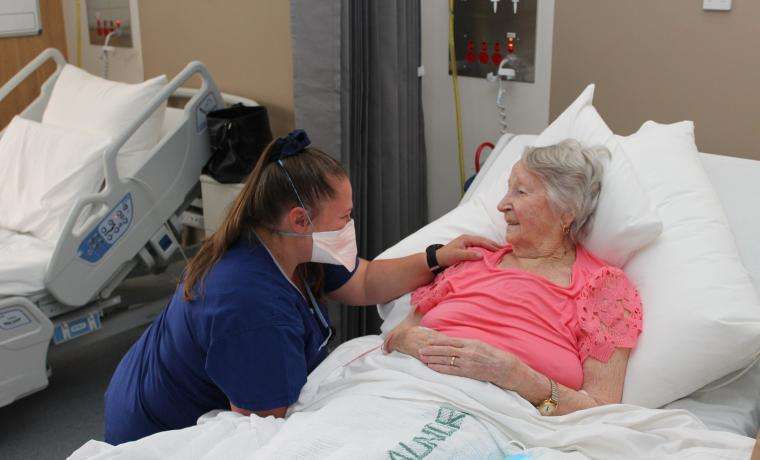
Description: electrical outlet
xmin=703 ymin=0 xmax=732 ymax=11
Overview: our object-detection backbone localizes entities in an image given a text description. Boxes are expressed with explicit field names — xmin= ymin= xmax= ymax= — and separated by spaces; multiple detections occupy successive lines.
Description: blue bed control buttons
xmin=78 ymin=193 xmax=134 ymax=264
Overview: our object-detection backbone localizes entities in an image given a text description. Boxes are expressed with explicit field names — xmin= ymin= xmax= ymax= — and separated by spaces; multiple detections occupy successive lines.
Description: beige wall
xmin=139 ymin=0 xmax=294 ymax=136
xmin=550 ymin=1 xmax=760 ymax=159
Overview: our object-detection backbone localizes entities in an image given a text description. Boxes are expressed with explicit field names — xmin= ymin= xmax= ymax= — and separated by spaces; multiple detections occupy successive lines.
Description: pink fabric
xmin=413 ymin=245 xmax=643 ymax=390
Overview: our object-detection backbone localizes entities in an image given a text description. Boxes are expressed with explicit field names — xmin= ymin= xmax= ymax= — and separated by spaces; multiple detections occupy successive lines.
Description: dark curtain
xmin=292 ymin=0 xmax=427 ymax=341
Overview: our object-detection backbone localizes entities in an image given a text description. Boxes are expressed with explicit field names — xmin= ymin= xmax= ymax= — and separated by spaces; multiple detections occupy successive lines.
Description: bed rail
xmin=0 ymin=48 xmax=66 ymax=125
xmin=0 ymin=48 xmax=66 ymax=104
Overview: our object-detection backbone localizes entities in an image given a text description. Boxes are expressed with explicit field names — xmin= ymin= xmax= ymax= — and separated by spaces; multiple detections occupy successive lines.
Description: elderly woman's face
xmin=497 ymin=161 xmax=564 ymax=250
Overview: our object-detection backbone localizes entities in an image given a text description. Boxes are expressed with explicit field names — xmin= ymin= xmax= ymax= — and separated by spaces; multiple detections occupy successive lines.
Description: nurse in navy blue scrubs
xmin=103 ymin=130 xmax=498 ymax=444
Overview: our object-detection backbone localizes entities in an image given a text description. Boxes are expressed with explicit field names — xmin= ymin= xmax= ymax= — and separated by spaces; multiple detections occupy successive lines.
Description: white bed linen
xmin=664 ymin=360 xmax=760 ymax=437
xmin=70 ymin=336 xmax=753 ymax=460
xmin=0 ymin=228 xmax=54 ymax=296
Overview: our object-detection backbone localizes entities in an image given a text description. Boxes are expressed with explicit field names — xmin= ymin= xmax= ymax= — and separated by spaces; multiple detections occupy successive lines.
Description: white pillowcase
xmin=620 ymin=121 xmax=760 ymax=408
xmin=0 ymin=116 xmax=111 ymax=242
xmin=42 ymin=64 xmax=167 ymax=177
xmin=475 ymin=84 xmax=662 ymax=267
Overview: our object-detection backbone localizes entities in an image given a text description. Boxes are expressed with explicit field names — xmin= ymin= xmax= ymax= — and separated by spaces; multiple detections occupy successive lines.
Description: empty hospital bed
xmin=0 ymin=48 xmax=250 ymax=407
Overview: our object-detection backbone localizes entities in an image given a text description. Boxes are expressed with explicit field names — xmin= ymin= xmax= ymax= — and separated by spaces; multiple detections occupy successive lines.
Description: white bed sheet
xmin=663 ymin=359 xmax=760 ymax=437
xmin=0 ymin=228 xmax=55 ymax=296
xmin=70 ymin=336 xmax=754 ymax=460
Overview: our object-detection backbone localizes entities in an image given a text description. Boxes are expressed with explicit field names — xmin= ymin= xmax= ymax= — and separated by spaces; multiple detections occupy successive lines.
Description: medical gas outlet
xmin=451 ymin=0 xmax=537 ymax=82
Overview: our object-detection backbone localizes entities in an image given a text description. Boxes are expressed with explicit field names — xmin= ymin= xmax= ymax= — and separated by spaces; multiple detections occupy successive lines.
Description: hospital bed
xmin=0 ymin=48 xmax=253 ymax=408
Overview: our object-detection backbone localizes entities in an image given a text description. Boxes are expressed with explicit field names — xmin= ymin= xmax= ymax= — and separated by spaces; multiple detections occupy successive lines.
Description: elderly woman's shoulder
xmin=577 ymin=246 xmax=638 ymax=288
xmin=576 ymin=245 xmax=641 ymax=307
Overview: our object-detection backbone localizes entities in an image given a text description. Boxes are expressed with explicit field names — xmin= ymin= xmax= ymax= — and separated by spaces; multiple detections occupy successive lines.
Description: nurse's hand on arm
xmin=328 ymin=235 xmax=499 ymax=306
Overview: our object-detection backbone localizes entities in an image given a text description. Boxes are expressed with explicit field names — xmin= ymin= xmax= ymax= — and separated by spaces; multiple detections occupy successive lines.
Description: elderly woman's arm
xmin=504 ymin=348 xmax=631 ymax=415
xmin=420 ymin=337 xmax=631 ymax=415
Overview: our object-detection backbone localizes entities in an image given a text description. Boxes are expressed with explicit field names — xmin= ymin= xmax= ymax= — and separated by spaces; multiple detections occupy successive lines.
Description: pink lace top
xmin=413 ymin=245 xmax=643 ymax=390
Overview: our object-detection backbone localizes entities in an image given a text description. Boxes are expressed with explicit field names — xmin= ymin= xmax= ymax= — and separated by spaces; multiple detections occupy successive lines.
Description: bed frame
xmin=0 ymin=48 xmax=226 ymax=407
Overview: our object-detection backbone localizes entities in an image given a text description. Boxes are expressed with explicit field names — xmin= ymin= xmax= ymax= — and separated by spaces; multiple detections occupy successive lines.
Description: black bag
xmin=203 ymin=104 xmax=273 ymax=183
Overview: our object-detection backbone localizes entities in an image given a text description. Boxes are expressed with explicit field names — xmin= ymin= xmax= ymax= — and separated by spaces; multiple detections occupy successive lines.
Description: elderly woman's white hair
xmin=521 ymin=139 xmax=610 ymax=244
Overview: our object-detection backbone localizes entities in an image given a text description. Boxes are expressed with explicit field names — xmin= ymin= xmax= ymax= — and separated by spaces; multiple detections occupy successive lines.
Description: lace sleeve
xmin=576 ymin=266 xmax=643 ymax=364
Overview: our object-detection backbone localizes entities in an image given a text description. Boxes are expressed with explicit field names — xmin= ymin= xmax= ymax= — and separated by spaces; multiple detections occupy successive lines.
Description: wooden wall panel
xmin=0 ymin=0 xmax=68 ymax=129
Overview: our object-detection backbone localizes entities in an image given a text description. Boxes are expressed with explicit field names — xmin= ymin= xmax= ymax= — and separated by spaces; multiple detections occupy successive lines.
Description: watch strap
xmin=549 ymin=378 xmax=559 ymax=404
xmin=426 ymin=244 xmax=444 ymax=274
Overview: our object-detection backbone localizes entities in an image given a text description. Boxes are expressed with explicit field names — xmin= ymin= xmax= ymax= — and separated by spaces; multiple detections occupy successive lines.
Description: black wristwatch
xmin=426 ymin=244 xmax=445 ymax=275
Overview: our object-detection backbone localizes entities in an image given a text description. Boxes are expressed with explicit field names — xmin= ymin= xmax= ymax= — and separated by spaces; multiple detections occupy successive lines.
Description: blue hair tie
xmin=269 ymin=129 xmax=311 ymax=163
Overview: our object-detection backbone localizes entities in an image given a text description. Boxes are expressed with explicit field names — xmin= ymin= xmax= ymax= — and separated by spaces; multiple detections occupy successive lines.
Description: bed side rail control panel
xmin=78 ymin=193 xmax=133 ymax=264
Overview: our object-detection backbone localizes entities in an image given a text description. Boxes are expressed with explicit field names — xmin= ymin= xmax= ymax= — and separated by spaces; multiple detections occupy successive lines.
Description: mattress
xmin=0 ymin=228 xmax=55 ymax=296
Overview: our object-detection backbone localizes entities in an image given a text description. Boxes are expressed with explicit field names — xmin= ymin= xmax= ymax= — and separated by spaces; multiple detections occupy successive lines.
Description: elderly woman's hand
xmin=419 ymin=336 xmax=519 ymax=387
xmin=383 ymin=325 xmax=446 ymax=361
xmin=435 ymin=235 xmax=501 ymax=268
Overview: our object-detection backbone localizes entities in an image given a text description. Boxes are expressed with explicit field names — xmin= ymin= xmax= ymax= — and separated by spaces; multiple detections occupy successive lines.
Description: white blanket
xmin=70 ymin=336 xmax=754 ymax=460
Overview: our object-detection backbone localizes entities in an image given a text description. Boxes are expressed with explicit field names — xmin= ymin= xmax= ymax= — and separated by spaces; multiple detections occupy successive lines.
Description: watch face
xmin=539 ymin=401 xmax=557 ymax=416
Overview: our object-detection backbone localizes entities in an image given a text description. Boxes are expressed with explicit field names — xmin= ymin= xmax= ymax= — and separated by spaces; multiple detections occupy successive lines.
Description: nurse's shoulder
xmin=189 ymin=237 xmax=303 ymax=338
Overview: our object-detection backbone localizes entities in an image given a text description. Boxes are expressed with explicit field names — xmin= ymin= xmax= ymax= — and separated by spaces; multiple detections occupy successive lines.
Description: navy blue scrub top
xmin=104 ymin=235 xmax=357 ymax=445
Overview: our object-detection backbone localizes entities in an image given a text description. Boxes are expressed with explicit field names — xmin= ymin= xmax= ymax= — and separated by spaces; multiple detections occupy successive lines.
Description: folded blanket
xmin=70 ymin=336 xmax=754 ymax=460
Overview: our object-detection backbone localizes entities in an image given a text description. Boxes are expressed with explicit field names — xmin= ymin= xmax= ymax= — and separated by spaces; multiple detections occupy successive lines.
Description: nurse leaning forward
xmin=103 ymin=129 xmax=498 ymax=444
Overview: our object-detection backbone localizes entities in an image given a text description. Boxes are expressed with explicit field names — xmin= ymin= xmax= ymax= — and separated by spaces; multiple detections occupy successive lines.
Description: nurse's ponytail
xmin=183 ymin=132 xmax=348 ymax=301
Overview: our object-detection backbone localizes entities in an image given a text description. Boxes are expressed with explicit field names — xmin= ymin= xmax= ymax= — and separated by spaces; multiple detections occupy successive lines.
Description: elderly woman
xmin=384 ymin=139 xmax=643 ymax=416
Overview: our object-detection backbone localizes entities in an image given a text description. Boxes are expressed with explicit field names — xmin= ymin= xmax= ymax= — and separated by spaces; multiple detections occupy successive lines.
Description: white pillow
xmin=475 ymin=84 xmax=662 ymax=267
xmin=620 ymin=121 xmax=760 ymax=408
xmin=42 ymin=64 xmax=167 ymax=177
xmin=0 ymin=117 xmax=110 ymax=242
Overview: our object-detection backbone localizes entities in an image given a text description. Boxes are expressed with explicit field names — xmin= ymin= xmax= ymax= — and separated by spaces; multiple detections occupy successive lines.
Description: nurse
xmin=104 ymin=129 xmax=498 ymax=444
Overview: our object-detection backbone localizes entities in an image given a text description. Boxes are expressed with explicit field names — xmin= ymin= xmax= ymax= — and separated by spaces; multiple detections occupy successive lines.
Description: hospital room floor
xmin=0 ymin=264 xmax=182 ymax=460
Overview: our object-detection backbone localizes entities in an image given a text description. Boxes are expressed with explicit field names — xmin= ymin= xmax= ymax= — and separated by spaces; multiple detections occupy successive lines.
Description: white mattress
xmin=0 ymin=228 xmax=55 ymax=296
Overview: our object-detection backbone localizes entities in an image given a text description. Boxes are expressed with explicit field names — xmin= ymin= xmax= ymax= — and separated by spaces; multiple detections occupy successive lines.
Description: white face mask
xmin=277 ymin=217 xmax=358 ymax=272
xmin=310 ymin=219 xmax=358 ymax=271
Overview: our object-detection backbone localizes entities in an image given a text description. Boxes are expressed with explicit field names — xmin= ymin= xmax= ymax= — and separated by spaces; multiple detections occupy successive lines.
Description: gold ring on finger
xmin=450 ymin=356 xmax=456 ymax=366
